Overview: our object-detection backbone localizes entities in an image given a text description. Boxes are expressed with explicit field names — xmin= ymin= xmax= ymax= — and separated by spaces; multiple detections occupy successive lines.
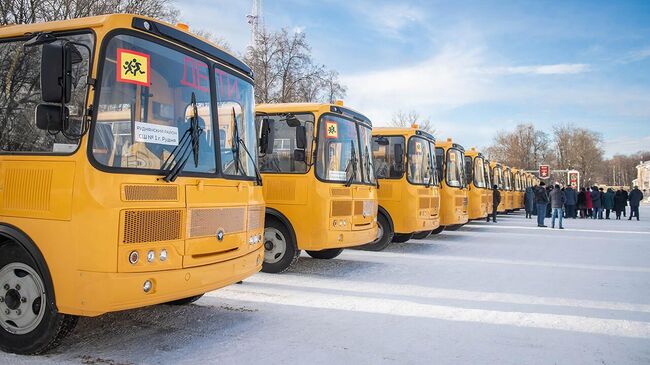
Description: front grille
xmin=331 ymin=201 xmax=353 ymax=217
xmin=247 ymin=205 xmax=265 ymax=231
xmin=123 ymin=184 xmax=178 ymax=201
xmin=123 ymin=209 xmax=183 ymax=243
xmin=187 ymin=207 xmax=246 ymax=238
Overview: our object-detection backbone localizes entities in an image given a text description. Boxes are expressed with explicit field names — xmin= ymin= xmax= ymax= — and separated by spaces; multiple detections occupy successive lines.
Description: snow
xmin=2 ymin=207 xmax=650 ymax=364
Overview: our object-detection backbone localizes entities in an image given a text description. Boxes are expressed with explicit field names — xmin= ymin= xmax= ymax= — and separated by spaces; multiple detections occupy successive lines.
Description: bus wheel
xmin=0 ymin=242 xmax=78 ymax=355
xmin=359 ymin=213 xmax=393 ymax=251
xmin=165 ymin=294 xmax=204 ymax=306
xmin=445 ymin=224 xmax=464 ymax=231
xmin=411 ymin=230 xmax=432 ymax=240
xmin=430 ymin=226 xmax=445 ymax=235
xmin=262 ymin=219 xmax=299 ymax=274
xmin=392 ymin=233 xmax=413 ymax=243
xmin=306 ymin=249 xmax=343 ymax=260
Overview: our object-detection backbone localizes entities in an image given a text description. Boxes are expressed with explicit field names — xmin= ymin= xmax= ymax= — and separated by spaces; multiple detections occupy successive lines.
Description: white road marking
xmin=465 ymin=223 xmax=650 ymax=235
xmin=343 ymin=250 xmax=650 ymax=273
xmin=210 ymin=285 xmax=650 ymax=339
xmin=246 ymin=274 xmax=650 ymax=313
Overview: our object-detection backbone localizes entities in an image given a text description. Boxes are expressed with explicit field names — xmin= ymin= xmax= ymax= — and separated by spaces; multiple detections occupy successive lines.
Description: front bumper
xmin=63 ymin=246 xmax=264 ymax=316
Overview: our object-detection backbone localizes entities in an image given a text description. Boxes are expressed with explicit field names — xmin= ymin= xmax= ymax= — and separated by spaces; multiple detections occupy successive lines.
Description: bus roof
xmin=372 ymin=127 xmax=436 ymax=142
xmin=0 ymin=13 xmax=251 ymax=78
xmin=256 ymin=103 xmax=372 ymax=127
xmin=435 ymin=138 xmax=465 ymax=152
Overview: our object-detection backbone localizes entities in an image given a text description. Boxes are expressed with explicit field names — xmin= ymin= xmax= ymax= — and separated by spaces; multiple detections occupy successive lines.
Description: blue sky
xmin=174 ymin=0 xmax=650 ymax=157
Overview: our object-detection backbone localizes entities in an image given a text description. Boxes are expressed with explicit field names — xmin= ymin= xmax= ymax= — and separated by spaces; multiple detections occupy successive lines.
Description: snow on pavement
xmin=2 ymin=207 xmax=649 ymax=364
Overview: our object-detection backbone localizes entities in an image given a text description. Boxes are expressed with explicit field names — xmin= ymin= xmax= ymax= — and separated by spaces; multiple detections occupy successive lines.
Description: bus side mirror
xmin=41 ymin=42 xmax=81 ymax=103
xmin=35 ymin=104 xmax=68 ymax=131
xmin=259 ymin=118 xmax=275 ymax=154
xmin=295 ymin=125 xmax=306 ymax=149
xmin=393 ymin=144 xmax=404 ymax=171
xmin=293 ymin=125 xmax=307 ymax=162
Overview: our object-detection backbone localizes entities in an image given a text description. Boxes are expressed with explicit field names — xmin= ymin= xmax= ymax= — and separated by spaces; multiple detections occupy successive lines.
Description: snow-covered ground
xmin=3 ymin=207 xmax=650 ymax=364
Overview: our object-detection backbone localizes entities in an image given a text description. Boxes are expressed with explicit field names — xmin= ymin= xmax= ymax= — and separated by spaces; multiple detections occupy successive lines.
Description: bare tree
xmin=245 ymin=28 xmax=346 ymax=104
xmin=484 ymin=123 xmax=550 ymax=170
xmin=390 ymin=110 xmax=437 ymax=135
xmin=0 ymin=0 xmax=179 ymax=25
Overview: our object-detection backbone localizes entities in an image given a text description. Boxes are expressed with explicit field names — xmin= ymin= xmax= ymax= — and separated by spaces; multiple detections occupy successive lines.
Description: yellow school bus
xmin=434 ymin=138 xmax=468 ymax=230
xmin=369 ymin=127 xmax=440 ymax=246
xmin=511 ymin=168 xmax=524 ymax=209
xmin=490 ymin=161 xmax=507 ymax=213
xmin=464 ymin=148 xmax=490 ymax=220
xmin=503 ymin=166 xmax=515 ymax=211
xmin=255 ymin=103 xmax=378 ymax=272
xmin=0 ymin=14 xmax=265 ymax=354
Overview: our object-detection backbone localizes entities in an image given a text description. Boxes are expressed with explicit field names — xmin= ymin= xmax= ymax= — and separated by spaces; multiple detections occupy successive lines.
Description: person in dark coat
xmin=614 ymin=189 xmax=626 ymax=220
xmin=590 ymin=186 xmax=602 ymax=220
xmin=586 ymin=187 xmax=593 ymax=217
xmin=550 ymin=184 xmax=566 ymax=229
xmin=545 ymin=186 xmax=552 ymax=218
xmin=577 ymin=188 xmax=587 ymax=218
xmin=524 ymin=186 xmax=535 ymax=219
xmin=621 ymin=188 xmax=629 ymax=217
xmin=564 ymin=186 xmax=577 ymax=219
xmin=628 ymin=186 xmax=644 ymax=221
xmin=534 ymin=182 xmax=549 ymax=227
xmin=603 ymin=188 xmax=615 ymax=219
xmin=598 ymin=188 xmax=605 ymax=219
xmin=488 ymin=184 xmax=501 ymax=222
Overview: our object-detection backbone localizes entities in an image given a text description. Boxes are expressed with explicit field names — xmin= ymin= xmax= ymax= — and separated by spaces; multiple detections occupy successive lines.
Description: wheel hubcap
xmin=0 ymin=263 xmax=46 ymax=335
xmin=263 ymin=227 xmax=287 ymax=264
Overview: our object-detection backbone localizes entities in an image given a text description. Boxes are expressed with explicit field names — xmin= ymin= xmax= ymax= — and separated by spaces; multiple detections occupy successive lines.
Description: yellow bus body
xmin=0 ymin=14 xmax=264 ymax=319
xmin=465 ymin=148 xmax=490 ymax=220
xmin=503 ymin=166 xmax=515 ymax=211
xmin=372 ymin=127 xmax=440 ymax=235
xmin=512 ymin=168 xmax=524 ymax=209
xmin=256 ymin=103 xmax=378 ymax=254
xmin=435 ymin=139 xmax=469 ymax=227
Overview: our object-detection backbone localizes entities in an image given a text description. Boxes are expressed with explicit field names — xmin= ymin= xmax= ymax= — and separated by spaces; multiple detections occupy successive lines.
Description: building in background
xmin=632 ymin=161 xmax=650 ymax=200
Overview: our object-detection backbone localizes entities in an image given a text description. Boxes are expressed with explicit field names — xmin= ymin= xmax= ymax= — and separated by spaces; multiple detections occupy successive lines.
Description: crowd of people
xmin=522 ymin=182 xmax=645 ymax=229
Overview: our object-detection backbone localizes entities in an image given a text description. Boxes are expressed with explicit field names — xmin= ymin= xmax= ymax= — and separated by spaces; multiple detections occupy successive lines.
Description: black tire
xmin=411 ymin=230 xmax=432 ymax=240
xmin=262 ymin=218 xmax=300 ymax=274
xmin=392 ymin=233 xmax=413 ymax=243
xmin=445 ymin=224 xmax=464 ymax=231
xmin=430 ymin=226 xmax=445 ymax=235
xmin=306 ymin=248 xmax=343 ymax=260
xmin=165 ymin=294 xmax=204 ymax=306
xmin=0 ymin=240 xmax=78 ymax=355
xmin=358 ymin=213 xmax=393 ymax=251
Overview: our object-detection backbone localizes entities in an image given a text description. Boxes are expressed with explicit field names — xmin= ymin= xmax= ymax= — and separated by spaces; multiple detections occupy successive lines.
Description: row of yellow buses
xmin=0 ymin=14 xmax=538 ymax=354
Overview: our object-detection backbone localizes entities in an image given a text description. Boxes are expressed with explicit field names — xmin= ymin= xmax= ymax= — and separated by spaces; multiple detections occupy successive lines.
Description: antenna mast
xmin=246 ymin=0 xmax=263 ymax=46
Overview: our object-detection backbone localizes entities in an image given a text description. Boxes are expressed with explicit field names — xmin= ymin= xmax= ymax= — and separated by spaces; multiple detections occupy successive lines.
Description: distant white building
xmin=633 ymin=161 xmax=650 ymax=201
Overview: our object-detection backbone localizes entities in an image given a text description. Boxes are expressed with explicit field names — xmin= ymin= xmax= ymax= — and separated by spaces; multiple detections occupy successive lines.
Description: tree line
xmin=483 ymin=123 xmax=648 ymax=187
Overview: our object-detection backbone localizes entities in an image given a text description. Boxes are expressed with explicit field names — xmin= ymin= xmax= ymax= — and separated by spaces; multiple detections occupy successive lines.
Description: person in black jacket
xmin=614 ymin=189 xmax=626 ymax=220
xmin=488 ymin=184 xmax=501 ymax=222
xmin=577 ymin=188 xmax=587 ymax=218
xmin=622 ymin=188 xmax=629 ymax=217
xmin=534 ymin=182 xmax=549 ymax=227
xmin=628 ymin=186 xmax=644 ymax=221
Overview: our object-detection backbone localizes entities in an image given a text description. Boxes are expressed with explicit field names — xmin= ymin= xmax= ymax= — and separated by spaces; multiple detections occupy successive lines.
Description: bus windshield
xmin=407 ymin=137 xmax=435 ymax=185
xmin=493 ymin=166 xmax=504 ymax=189
xmin=446 ymin=148 xmax=466 ymax=188
xmin=92 ymin=34 xmax=257 ymax=179
xmin=484 ymin=160 xmax=492 ymax=188
xmin=473 ymin=157 xmax=487 ymax=188
xmin=504 ymin=169 xmax=512 ymax=190
xmin=372 ymin=136 xmax=405 ymax=179
xmin=316 ymin=114 xmax=375 ymax=184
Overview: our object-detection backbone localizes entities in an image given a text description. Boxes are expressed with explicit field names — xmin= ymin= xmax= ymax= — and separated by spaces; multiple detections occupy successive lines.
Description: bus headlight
xmin=160 ymin=249 xmax=168 ymax=262
xmin=129 ymin=251 xmax=139 ymax=265
xmin=143 ymin=280 xmax=153 ymax=293
xmin=147 ymin=250 xmax=155 ymax=263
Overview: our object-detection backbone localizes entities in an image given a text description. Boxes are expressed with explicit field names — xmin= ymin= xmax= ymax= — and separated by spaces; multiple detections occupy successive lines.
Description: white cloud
xmin=617 ymin=47 xmax=650 ymax=64
xmin=603 ymin=135 xmax=650 ymax=157
xmin=481 ymin=63 xmax=591 ymax=75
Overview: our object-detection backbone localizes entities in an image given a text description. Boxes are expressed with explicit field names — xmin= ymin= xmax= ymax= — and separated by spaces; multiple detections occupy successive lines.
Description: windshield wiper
xmin=425 ymin=158 xmax=434 ymax=188
xmin=161 ymin=92 xmax=202 ymax=182
xmin=231 ymin=108 xmax=262 ymax=185
xmin=344 ymin=140 xmax=358 ymax=187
